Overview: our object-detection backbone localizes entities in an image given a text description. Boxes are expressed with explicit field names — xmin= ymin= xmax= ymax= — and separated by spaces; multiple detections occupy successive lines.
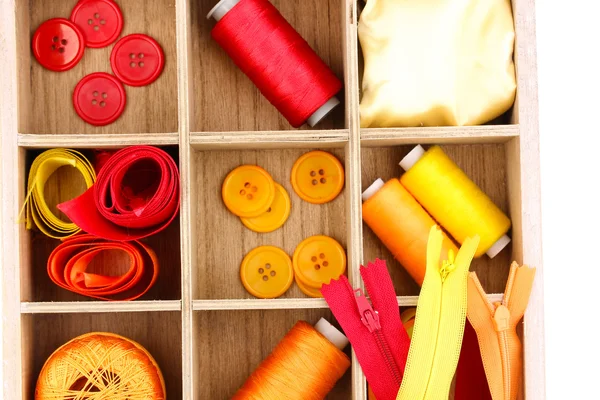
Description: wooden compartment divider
xmin=0 ymin=0 xmax=544 ymax=398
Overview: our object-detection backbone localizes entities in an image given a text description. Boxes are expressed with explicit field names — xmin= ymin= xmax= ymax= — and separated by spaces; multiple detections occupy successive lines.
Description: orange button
xmin=240 ymin=246 xmax=294 ymax=299
xmin=293 ymin=235 xmax=346 ymax=289
xmin=222 ymin=165 xmax=275 ymax=218
xmin=295 ymin=274 xmax=323 ymax=298
xmin=291 ymin=151 xmax=344 ymax=204
xmin=240 ymin=183 xmax=291 ymax=233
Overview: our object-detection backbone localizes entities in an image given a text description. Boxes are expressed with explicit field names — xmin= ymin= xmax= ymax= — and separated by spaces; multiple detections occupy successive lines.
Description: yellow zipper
xmin=468 ymin=263 xmax=536 ymax=400
xmin=397 ymin=226 xmax=479 ymax=400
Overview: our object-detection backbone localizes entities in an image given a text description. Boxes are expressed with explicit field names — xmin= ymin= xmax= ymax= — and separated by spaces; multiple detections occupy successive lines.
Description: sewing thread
xmin=209 ymin=0 xmax=342 ymax=127
xmin=35 ymin=332 xmax=165 ymax=400
xmin=232 ymin=321 xmax=350 ymax=399
xmin=362 ymin=178 xmax=457 ymax=285
xmin=400 ymin=145 xmax=511 ymax=258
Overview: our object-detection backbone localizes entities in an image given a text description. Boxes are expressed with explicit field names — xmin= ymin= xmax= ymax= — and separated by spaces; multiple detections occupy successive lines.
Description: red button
xmin=73 ymin=72 xmax=126 ymax=126
xmin=110 ymin=34 xmax=165 ymax=86
xmin=70 ymin=0 xmax=124 ymax=48
xmin=32 ymin=18 xmax=85 ymax=72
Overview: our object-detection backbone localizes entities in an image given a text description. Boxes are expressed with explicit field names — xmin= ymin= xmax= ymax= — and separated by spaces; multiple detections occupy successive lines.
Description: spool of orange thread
xmin=361 ymin=178 xmax=457 ymax=285
xmin=232 ymin=318 xmax=350 ymax=400
xmin=399 ymin=145 xmax=511 ymax=258
xmin=35 ymin=332 xmax=165 ymax=400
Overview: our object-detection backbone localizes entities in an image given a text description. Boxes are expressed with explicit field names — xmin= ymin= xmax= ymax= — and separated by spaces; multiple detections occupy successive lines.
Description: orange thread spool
xmin=361 ymin=178 xmax=457 ymax=285
xmin=35 ymin=332 xmax=165 ymax=400
xmin=233 ymin=319 xmax=350 ymax=400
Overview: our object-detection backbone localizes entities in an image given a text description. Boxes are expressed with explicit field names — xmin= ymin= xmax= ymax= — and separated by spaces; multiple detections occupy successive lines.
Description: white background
xmin=538 ymin=0 xmax=600 ymax=398
xmin=2 ymin=0 xmax=600 ymax=398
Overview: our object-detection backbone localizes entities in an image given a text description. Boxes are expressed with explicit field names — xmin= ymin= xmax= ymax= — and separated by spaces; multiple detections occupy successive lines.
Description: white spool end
xmin=399 ymin=145 xmax=426 ymax=171
xmin=207 ymin=0 xmax=240 ymax=21
xmin=362 ymin=178 xmax=385 ymax=202
xmin=315 ymin=318 xmax=348 ymax=350
xmin=307 ymin=97 xmax=340 ymax=127
xmin=486 ymin=234 xmax=511 ymax=258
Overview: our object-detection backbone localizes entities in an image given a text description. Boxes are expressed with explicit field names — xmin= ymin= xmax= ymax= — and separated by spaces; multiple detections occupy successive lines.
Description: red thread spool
xmin=208 ymin=0 xmax=342 ymax=127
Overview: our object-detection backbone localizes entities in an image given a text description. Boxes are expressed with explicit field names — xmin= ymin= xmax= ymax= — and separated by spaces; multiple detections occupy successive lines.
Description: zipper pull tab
xmin=354 ymin=288 xmax=381 ymax=332
xmin=493 ymin=303 xmax=511 ymax=331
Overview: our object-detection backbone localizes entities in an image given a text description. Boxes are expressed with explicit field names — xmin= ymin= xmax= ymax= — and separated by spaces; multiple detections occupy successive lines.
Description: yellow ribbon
xmin=397 ymin=226 xmax=479 ymax=400
xmin=20 ymin=149 xmax=96 ymax=239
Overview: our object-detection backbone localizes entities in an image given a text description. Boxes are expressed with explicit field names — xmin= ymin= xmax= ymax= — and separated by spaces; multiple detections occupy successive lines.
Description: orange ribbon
xmin=47 ymin=234 xmax=159 ymax=301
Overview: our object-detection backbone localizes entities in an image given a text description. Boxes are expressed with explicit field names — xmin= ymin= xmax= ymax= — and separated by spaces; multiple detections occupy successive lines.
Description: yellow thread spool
xmin=399 ymin=145 xmax=511 ymax=258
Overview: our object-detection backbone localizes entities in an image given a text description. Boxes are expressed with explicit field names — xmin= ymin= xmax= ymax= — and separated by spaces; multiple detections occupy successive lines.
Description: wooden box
xmin=0 ymin=0 xmax=545 ymax=398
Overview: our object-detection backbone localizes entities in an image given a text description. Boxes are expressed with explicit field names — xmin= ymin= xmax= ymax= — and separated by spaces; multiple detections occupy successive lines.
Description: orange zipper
xmin=467 ymin=262 xmax=536 ymax=400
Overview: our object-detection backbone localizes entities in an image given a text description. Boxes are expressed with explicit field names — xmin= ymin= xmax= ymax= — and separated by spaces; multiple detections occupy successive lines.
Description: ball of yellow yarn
xmin=35 ymin=332 xmax=166 ymax=400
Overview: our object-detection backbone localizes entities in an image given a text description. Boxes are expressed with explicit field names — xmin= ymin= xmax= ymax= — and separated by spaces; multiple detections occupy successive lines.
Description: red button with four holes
xmin=110 ymin=34 xmax=165 ymax=86
xmin=32 ymin=18 xmax=85 ymax=72
xmin=70 ymin=0 xmax=123 ymax=48
xmin=73 ymin=72 xmax=126 ymax=126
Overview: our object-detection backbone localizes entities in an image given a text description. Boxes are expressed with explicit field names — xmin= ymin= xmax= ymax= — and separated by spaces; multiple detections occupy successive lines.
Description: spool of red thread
xmin=207 ymin=0 xmax=342 ymax=128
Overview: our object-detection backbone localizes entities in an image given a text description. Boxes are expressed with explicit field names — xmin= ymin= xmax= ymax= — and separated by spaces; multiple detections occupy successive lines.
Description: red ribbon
xmin=47 ymin=234 xmax=159 ymax=301
xmin=58 ymin=146 xmax=179 ymax=241
xmin=93 ymin=149 xmax=116 ymax=173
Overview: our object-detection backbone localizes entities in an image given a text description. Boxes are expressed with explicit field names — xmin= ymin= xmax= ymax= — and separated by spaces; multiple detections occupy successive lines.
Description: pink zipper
xmin=322 ymin=259 xmax=410 ymax=400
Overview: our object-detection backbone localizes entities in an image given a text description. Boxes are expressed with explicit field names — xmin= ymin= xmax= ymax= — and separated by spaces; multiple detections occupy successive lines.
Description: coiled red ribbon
xmin=211 ymin=0 xmax=342 ymax=127
xmin=58 ymin=146 xmax=179 ymax=241
xmin=48 ymin=234 xmax=159 ymax=301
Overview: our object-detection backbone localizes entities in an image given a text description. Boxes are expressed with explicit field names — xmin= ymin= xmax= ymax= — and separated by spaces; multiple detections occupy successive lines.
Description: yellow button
xmin=240 ymin=246 xmax=294 ymax=299
xmin=293 ymin=235 xmax=346 ymax=289
xmin=291 ymin=151 xmax=344 ymax=204
xmin=222 ymin=165 xmax=275 ymax=218
xmin=295 ymin=274 xmax=323 ymax=298
xmin=240 ymin=183 xmax=291 ymax=233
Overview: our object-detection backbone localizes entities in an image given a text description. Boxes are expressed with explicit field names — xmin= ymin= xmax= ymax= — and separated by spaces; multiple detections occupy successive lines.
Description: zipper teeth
xmin=374 ymin=330 xmax=402 ymax=387
xmin=360 ymin=267 xmax=404 ymax=387
xmin=472 ymin=271 xmax=512 ymax=400
xmin=500 ymin=331 xmax=510 ymax=400
xmin=421 ymin=278 xmax=445 ymax=395
xmin=359 ymin=270 xmax=404 ymax=388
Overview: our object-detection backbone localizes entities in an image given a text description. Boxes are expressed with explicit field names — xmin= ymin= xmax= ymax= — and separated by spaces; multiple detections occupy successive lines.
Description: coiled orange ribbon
xmin=47 ymin=234 xmax=159 ymax=301
xmin=58 ymin=146 xmax=180 ymax=241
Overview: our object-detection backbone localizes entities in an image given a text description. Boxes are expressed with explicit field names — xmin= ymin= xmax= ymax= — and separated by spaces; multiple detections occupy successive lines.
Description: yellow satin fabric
xmin=21 ymin=149 xmax=96 ymax=239
xmin=359 ymin=0 xmax=516 ymax=127
xmin=397 ymin=226 xmax=479 ymax=400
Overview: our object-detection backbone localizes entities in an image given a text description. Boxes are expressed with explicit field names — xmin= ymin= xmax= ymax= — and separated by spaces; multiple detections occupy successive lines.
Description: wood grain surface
xmin=22 ymin=0 xmax=178 ymax=134
xmin=361 ymin=144 xmax=512 ymax=295
xmin=193 ymin=147 xmax=347 ymax=299
xmin=193 ymin=309 xmax=351 ymax=399
xmin=1 ymin=0 xmax=544 ymax=398
xmin=22 ymin=147 xmax=181 ymax=302
xmin=22 ymin=312 xmax=182 ymax=399
xmin=189 ymin=0 xmax=346 ymax=131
